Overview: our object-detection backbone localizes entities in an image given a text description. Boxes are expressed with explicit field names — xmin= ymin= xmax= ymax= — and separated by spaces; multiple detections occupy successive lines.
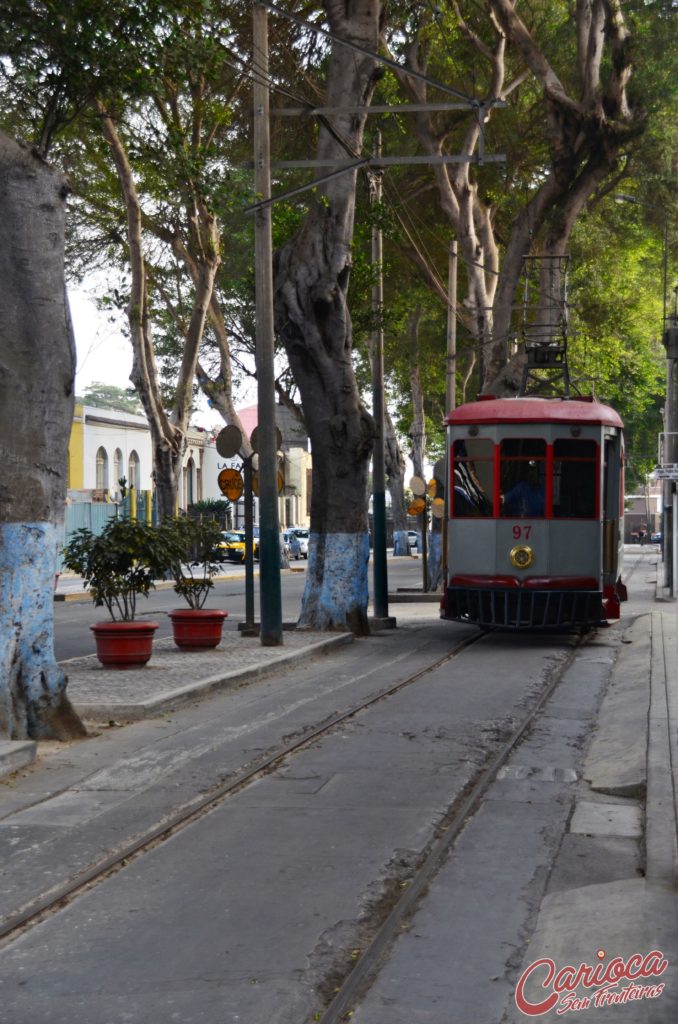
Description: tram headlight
xmin=509 ymin=545 xmax=534 ymax=569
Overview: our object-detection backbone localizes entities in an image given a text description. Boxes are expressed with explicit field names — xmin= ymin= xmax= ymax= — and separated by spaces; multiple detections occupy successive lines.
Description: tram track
xmin=1 ymin=558 xmax=645 ymax=973
xmin=312 ymin=612 xmax=631 ymax=1024
xmin=0 ymin=628 xmax=486 ymax=948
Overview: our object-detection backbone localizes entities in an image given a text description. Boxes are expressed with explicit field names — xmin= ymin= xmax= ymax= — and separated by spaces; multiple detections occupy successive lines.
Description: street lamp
xmin=615 ymin=193 xmax=675 ymax=593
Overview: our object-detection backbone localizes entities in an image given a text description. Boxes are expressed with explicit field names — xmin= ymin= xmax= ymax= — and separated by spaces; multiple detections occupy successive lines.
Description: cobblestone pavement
xmin=63 ymin=631 xmax=353 ymax=722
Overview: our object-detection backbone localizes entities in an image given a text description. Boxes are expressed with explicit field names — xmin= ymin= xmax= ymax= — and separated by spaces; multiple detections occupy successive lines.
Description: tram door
xmin=602 ymin=430 xmax=623 ymax=586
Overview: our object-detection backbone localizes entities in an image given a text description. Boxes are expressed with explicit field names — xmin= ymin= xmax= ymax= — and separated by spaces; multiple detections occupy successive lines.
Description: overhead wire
xmin=230 ymin=20 xmax=569 ymax=350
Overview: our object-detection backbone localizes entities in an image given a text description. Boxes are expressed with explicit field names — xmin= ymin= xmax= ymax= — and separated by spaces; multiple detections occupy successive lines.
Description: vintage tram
xmin=440 ymin=396 xmax=627 ymax=629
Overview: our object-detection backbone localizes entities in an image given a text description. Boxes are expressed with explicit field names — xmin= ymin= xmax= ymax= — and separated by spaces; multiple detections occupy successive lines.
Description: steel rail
xmin=0 ymin=630 xmax=485 ymax=947
xmin=315 ymin=550 xmax=644 ymax=1023
xmin=314 ymin=627 xmax=599 ymax=1024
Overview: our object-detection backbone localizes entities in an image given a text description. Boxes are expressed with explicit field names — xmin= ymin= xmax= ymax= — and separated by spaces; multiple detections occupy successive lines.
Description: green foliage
xmin=79 ymin=382 xmax=143 ymax=414
xmin=568 ymin=205 xmax=667 ymax=489
xmin=156 ymin=515 xmax=223 ymax=609
xmin=62 ymin=517 xmax=165 ymax=620
xmin=189 ymin=498 xmax=231 ymax=522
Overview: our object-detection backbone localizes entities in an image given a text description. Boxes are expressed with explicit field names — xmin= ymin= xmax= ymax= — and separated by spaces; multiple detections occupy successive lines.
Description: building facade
xmin=67 ymin=402 xmax=311 ymax=527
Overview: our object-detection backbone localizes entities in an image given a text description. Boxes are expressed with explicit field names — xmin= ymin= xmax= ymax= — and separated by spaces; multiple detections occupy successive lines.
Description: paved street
xmin=0 ymin=548 xmax=676 ymax=1023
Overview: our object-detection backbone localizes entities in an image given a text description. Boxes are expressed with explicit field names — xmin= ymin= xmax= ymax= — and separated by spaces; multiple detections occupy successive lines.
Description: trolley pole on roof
xmin=252 ymin=3 xmax=283 ymax=645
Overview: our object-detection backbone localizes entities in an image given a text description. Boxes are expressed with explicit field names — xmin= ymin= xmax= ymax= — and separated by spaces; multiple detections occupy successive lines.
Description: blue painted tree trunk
xmin=298 ymin=533 xmax=370 ymax=632
xmin=0 ymin=135 xmax=85 ymax=740
xmin=274 ymin=2 xmax=381 ymax=634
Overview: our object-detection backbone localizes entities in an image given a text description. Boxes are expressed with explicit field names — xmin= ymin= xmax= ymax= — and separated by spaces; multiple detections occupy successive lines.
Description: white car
xmin=289 ymin=527 xmax=309 ymax=559
xmin=407 ymin=530 xmax=419 ymax=550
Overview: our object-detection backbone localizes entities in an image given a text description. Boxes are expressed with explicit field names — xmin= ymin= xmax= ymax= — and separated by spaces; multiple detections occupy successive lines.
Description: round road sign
xmin=216 ymin=425 xmax=243 ymax=458
xmin=218 ymin=468 xmax=244 ymax=501
xmin=250 ymin=425 xmax=283 ymax=455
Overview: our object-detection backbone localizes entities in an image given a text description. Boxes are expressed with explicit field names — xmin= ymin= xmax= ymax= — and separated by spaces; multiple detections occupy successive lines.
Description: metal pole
xmin=369 ymin=134 xmax=389 ymax=623
xmin=663 ymin=220 xmax=669 ymax=332
xmin=478 ymin=314 xmax=485 ymax=394
xmin=243 ymin=458 xmax=256 ymax=633
xmin=443 ymin=240 xmax=457 ymax=587
xmin=421 ymin=504 xmax=428 ymax=591
xmin=446 ymin=240 xmax=457 ymax=413
xmin=663 ymin=321 xmax=678 ymax=595
xmin=253 ymin=3 xmax=282 ymax=645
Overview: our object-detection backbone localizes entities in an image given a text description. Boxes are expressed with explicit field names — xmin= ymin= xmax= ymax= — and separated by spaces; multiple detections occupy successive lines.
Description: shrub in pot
xmin=157 ymin=516 xmax=228 ymax=650
xmin=62 ymin=517 xmax=164 ymax=667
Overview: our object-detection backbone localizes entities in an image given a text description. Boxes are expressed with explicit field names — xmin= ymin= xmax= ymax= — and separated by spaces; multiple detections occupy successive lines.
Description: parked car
xmin=407 ymin=530 xmax=419 ymax=550
xmin=289 ymin=527 xmax=309 ymax=559
xmin=215 ymin=528 xmax=260 ymax=563
xmin=283 ymin=530 xmax=302 ymax=560
xmin=651 ymin=532 xmax=662 ymax=544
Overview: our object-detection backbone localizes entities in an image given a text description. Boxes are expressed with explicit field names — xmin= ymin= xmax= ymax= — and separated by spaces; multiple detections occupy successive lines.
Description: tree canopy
xmin=0 ymin=0 xmax=676 ymax=555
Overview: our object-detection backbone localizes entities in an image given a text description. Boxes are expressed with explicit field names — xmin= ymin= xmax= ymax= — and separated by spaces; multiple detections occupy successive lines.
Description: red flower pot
xmin=168 ymin=609 xmax=228 ymax=650
xmin=90 ymin=621 xmax=159 ymax=669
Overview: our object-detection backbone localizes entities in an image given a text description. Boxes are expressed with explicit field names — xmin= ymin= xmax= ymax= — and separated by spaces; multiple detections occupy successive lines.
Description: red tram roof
xmin=445 ymin=396 xmax=623 ymax=428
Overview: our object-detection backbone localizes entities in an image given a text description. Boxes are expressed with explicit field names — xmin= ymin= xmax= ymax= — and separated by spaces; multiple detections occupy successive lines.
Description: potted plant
xmin=158 ymin=516 xmax=228 ymax=650
xmin=62 ymin=517 xmax=164 ymax=668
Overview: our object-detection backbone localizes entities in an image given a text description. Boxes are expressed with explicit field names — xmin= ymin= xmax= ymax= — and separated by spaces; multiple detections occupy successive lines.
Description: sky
xmin=69 ymin=288 xmax=132 ymax=395
xmin=68 ymin=286 xmax=228 ymax=430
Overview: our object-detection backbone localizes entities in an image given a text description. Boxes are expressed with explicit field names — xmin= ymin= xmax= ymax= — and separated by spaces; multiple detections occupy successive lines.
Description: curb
xmin=0 ymin=740 xmax=37 ymax=780
xmin=71 ymin=633 xmax=354 ymax=722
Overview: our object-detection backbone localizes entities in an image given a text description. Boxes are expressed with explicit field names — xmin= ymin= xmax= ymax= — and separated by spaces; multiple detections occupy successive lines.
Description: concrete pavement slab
xmin=503 ymin=879 xmax=678 ymax=1024
xmin=582 ymin=613 xmax=649 ymax=798
xmin=0 ymin=742 xmax=36 ymax=780
xmin=62 ymin=631 xmax=354 ymax=722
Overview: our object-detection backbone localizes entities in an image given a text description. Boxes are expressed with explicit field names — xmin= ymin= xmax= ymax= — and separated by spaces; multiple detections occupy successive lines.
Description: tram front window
xmin=452 ymin=439 xmax=493 ymax=516
xmin=553 ymin=439 xmax=597 ymax=518
xmin=500 ymin=439 xmax=546 ymax=517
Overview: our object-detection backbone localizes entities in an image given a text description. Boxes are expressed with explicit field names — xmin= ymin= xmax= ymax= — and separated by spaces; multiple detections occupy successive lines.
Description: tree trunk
xmin=96 ymin=101 xmax=220 ymax=519
xmin=387 ymin=1 xmax=643 ymax=397
xmin=0 ymin=135 xmax=85 ymax=740
xmin=274 ymin=0 xmax=382 ymax=633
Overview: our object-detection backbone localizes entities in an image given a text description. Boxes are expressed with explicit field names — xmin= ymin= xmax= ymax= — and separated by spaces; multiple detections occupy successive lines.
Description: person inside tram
xmin=502 ymin=460 xmax=545 ymax=516
xmin=453 ymin=455 xmax=492 ymax=516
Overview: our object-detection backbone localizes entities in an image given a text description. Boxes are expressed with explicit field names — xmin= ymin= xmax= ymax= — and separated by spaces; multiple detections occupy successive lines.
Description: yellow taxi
xmin=216 ymin=529 xmax=260 ymax=563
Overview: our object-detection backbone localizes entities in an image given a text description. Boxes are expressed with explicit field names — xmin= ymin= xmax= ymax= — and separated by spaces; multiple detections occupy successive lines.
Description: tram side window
xmin=552 ymin=439 xmax=597 ymax=518
xmin=500 ymin=439 xmax=546 ymax=517
xmin=452 ymin=439 xmax=493 ymax=517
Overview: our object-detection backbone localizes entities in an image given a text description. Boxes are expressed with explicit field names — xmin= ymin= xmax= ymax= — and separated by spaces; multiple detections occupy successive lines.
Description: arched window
xmin=185 ymin=457 xmax=195 ymax=505
xmin=95 ymin=447 xmax=108 ymax=490
xmin=128 ymin=450 xmax=140 ymax=490
xmin=113 ymin=449 xmax=123 ymax=492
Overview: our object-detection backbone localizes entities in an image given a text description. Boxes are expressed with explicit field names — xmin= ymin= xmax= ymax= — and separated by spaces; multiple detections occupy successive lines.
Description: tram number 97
xmin=512 ymin=525 xmax=532 ymax=540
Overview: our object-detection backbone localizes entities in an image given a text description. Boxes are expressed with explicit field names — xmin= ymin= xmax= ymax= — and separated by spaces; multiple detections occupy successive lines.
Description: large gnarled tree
xmin=275 ymin=0 xmax=383 ymax=632
xmin=385 ymin=0 xmax=645 ymax=394
xmin=0 ymin=135 xmax=85 ymax=740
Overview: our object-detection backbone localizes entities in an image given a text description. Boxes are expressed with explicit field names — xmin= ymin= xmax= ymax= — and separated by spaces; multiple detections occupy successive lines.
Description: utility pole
xmin=369 ymin=133 xmax=389 ymax=625
xmin=663 ymin=315 xmax=678 ymax=595
xmin=443 ymin=240 xmax=457 ymax=583
xmin=252 ymin=3 xmax=283 ymax=645
xmin=446 ymin=240 xmax=457 ymax=413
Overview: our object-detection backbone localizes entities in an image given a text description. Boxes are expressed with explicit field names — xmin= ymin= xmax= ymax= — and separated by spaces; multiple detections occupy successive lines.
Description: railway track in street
xmin=0 ymin=628 xmax=486 ymax=948
xmin=315 ymin=551 xmax=648 ymax=1024
xmin=1 ymin=553 xmax=647 ymax=1024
